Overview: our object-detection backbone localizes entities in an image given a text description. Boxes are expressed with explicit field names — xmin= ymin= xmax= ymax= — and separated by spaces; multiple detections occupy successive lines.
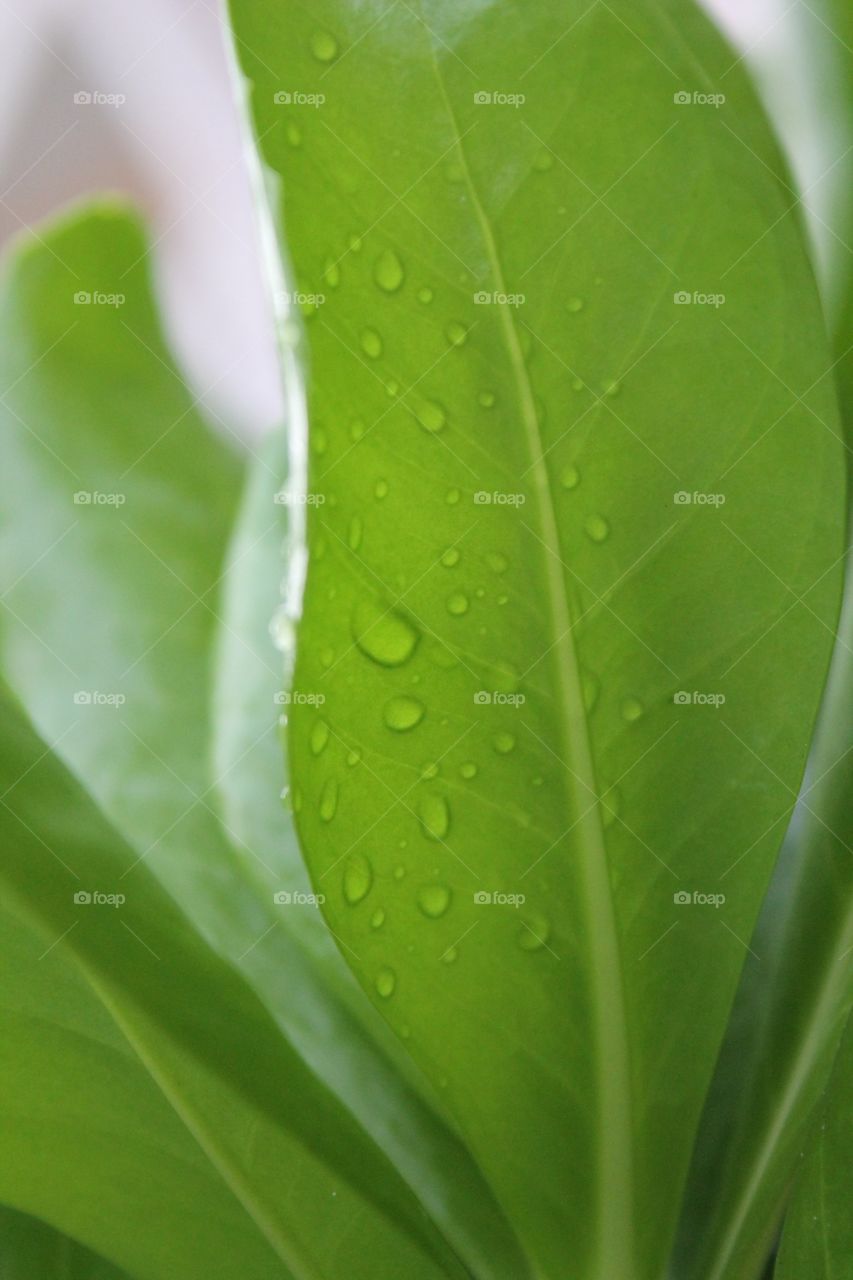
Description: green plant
xmin=0 ymin=2 xmax=851 ymax=1278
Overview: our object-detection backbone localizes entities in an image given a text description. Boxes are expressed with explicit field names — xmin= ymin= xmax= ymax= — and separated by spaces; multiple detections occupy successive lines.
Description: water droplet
xmin=348 ymin=516 xmax=363 ymax=551
xmin=442 ymin=946 xmax=458 ymax=964
xmin=360 ymin=328 xmax=383 ymax=359
xmin=286 ymin=122 xmax=302 ymax=148
xmin=446 ymin=592 xmax=469 ymax=616
xmin=374 ymin=478 xmax=388 ymax=499
xmin=343 ymin=851 xmax=372 ymax=905
xmin=460 ymin=761 xmax=478 ymax=779
xmin=418 ymin=286 xmax=434 ymax=304
xmin=324 ymin=259 xmax=341 ymax=289
xmin=320 ymin=778 xmax=339 ymax=822
xmin=566 ymin=296 xmax=584 ymax=313
xmin=603 ymin=379 xmax=621 ymax=397
xmin=310 ymin=720 xmax=330 ymax=756
xmin=383 ymin=695 xmax=425 ymax=732
xmin=419 ymin=794 xmax=450 ymax=841
xmin=585 ymin=514 xmax=610 ymax=543
xmin=518 ymin=911 xmax=551 ymax=951
xmin=494 ymin=732 xmax=516 ymax=754
xmin=370 ymin=907 xmax=385 ymax=929
xmin=571 ymin=377 xmax=584 ymax=392
xmin=320 ymin=646 xmax=334 ymax=669
xmin=346 ymin=748 xmax=361 ymax=767
xmin=441 ymin=548 xmax=460 ymax=568
xmin=418 ymin=884 xmax=452 ymax=918
xmin=478 ymin=390 xmax=496 ymax=408
xmin=375 ymin=967 xmax=396 ymax=998
xmin=313 ymin=427 xmax=328 ymax=455
xmin=350 ymin=419 xmax=365 ymax=442
xmin=621 ymin=697 xmax=644 ymax=723
xmin=560 ymin=465 xmax=580 ymax=490
xmin=485 ymin=551 xmax=508 ymax=573
xmin=348 ymin=234 xmax=362 ymax=253
xmin=374 ymin=249 xmax=404 ymax=293
xmin=310 ymin=29 xmax=338 ymax=61
xmin=445 ymin=488 xmax=461 ymax=505
xmin=352 ymin=600 xmax=418 ymax=667
xmin=532 ymin=775 xmax=544 ymax=788
xmin=446 ymin=321 xmax=467 ymax=346
xmin=393 ymin=864 xmax=406 ymax=880
xmin=534 ymin=151 xmax=554 ymax=171
xmin=415 ymin=400 xmax=446 ymax=433
xmin=385 ymin=379 xmax=399 ymax=397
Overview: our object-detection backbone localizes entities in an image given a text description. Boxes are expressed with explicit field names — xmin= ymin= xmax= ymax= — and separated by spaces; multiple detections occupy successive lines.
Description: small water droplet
xmin=348 ymin=516 xmax=363 ymax=551
xmin=460 ymin=761 xmax=478 ymax=779
xmin=415 ymin=400 xmax=446 ymax=433
xmin=286 ymin=122 xmax=302 ymax=148
xmin=343 ymin=851 xmax=372 ymax=904
xmin=441 ymin=547 xmax=460 ymax=568
xmin=394 ymin=864 xmax=406 ymax=880
xmin=445 ymin=488 xmax=461 ymax=505
xmin=370 ymin=907 xmax=385 ymax=929
xmin=324 ymin=259 xmax=341 ymax=289
xmin=374 ymin=478 xmax=388 ymax=499
xmin=310 ymin=29 xmax=338 ymax=61
xmin=560 ymin=465 xmax=580 ymax=490
xmin=383 ymin=695 xmax=425 ymax=732
xmin=350 ymin=419 xmax=365 ymax=441
xmin=352 ymin=600 xmax=418 ymax=667
xmin=346 ymin=748 xmax=361 ymax=767
xmin=585 ymin=514 xmax=610 ymax=543
xmin=313 ymin=426 xmax=328 ymax=455
xmin=494 ymin=732 xmax=516 ymax=754
xmin=418 ymin=884 xmax=452 ymax=918
xmin=320 ymin=646 xmax=334 ymax=669
xmin=571 ymin=377 xmax=584 ymax=392
xmin=385 ymin=379 xmax=399 ymax=397
xmin=485 ymin=551 xmax=508 ymax=573
xmin=446 ymin=321 xmax=468 ymax=346
xmin=310 ymin=720 xmax=330 ymax=756
xmin=418 ymin=286 xmax=434 ymax=304
xmin=319 ymin=778 xmax=339 ymax=822
xmin=603 ymin=379 xmax=621 ymax=397
xmin=478 ymin=390 xmax=496 ymax=408
xmin=532 ymin=775 xmax=544 ymax=787
xmin=442 ymin=945 xmax=458 ymax=964
xmin=534 ymin=151 xmax=554 ymax=171
xmin=420 ymin=761 xmax=439 ymax=780
xmin=621 ymin=697 xmax=644 ymax=723
xmin=518 ymin=911 xmax=551 ymax=951
xmin=446 ymin=592 xmax=469 ymax=616
xmin=348 ymin=234 xmax=362 ymax=253
xmin=360 ymin=328 xmax=383 ymax=359
xmin=419 ymin=794 xmax=450 ymax=841
xmin=374 ymin=249 xmax=404 ymax=292
xmin=375 ymin=967 xmax=396 ymax=998
xmin=566 ymin=296 xmax=584 ymax=313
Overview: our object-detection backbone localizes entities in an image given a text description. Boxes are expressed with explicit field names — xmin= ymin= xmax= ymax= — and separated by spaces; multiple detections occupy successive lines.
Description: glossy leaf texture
xmin=227 ymin=1 xmax=846 ymax=1276
xmin=0 ymin=203 xmax=530 ymax=1280
xmin=775 ymin=1013 xmax=853 ymax=1278
xmin=0 ymin=1206 xmax=128 ymax=1280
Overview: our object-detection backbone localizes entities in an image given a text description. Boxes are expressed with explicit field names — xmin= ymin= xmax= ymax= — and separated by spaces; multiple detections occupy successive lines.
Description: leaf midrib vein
xmin=417 ymin=15 xmax=636 ymax=1278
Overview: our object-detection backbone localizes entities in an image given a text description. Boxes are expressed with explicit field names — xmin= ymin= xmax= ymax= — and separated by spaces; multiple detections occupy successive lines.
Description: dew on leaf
xmin=352 ymin=600 xmax=418 ymax=666
xmin=374 ymin=249 xmax=404 ymax=292
xmin=460 ymin=761 xmax=478 ymax=779
xmin=346 ymin=748 xmax=361 ymax=767
xmin=441 ymin=946 xmax=458 ymax=965
xmin=286 ymin=122 xmax=302 ymax=147
xmin=343 ymin=851 xmax=372 ymax=905
xmin=347 ymin=516 xmax=363 ymax=552
xmin=360 ymin=328 xmax=383 ymax=359
xmin=518 ymin=911 xmax=551 ymax=951
xmin=310 ymin=720 xmax=329 ymax=756
xmin=419 ymin=794 xmax=450 ymax=841
xmin=621 ymin=697 xmax=644 ymax=723
xmin=415 ymin=400 xmax=446 ymax=433
xmin=375 ymin=967 xmax=396 ymax=998
xmin=560 ymin=464 xmax=580 ymax=490
xmin=584 ymin=514 xmax=610 ymax=543
xmin=420 ymin=761 xmax=439 ymax=780
xmin=533 ymin=151 xmax=554 ymax=171
xmin=418 ymin=884 xmax=452 ymax=919
xmin=319 ymin=778 xmax=339 ymax=822
xmin=441 ymin=547 xmax=460 ymax=568
xmin=566 ymin=296 xmax=584 ymax=313
xmin=383 ymin=695 xmax=425 ymax=732
xmin=370 ymin=907 xmax=385 ymax=930
xmin=486 ymin=551 xmax=508 ymax=573
xmin=446 ymin=592 xmax=469 ymax=616
xmin=310 ymin=29 xmax=338 ymax=61
xmin=494 ymin=732 xmax=516 ymax=754
xmin=374 ymin=478 xmax=389 ymax=499
xmin=323 ymin=259 xmax=341 ymax=288
xmin=418 ymin=286 xmax=434 ymax=304
xmin=446 ymin=322 xmax=468 ymax=346
xmin=446 ymin=488 xmax=461 ymax=505
xmin=478 ymin=390 xmax=496 ymax=408
xmin=350 ymin=419 xmax=365 ymax=441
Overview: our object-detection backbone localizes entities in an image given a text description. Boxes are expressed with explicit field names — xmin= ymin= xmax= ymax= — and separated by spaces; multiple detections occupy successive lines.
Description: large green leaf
xmin=227 ymin=1 xmax=846 ymax=1275
xmin=775 ymin=1012 xmax=853 ymax=1278
xmin=0 ymin=203 xmax=528 ymax=1280
xmin=0 ymin=682 xmax=471 ymax=1280
xmin=0 ymin=909 xmax=286 ymax=1280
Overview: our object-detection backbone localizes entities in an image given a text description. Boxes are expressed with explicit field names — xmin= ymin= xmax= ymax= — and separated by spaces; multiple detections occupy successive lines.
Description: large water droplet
xmin=621 ymin=697 xmax=644 ymax=723
xmin=445 ymin=488 xmax=461 ymax=505
xmin=343 ymin=851 xmax=372 ymax=905
xmin=417 ymin=884 xmax=452 ymax=918
xmin=374 ymin=478 xmax=389 ymax=499
xmin=441 ymin=547 xmax=460 ymax=568
xmin=360 ymin=328 xmax=383 ymax=359
xmin=419 ymin=794 xmax=450 ymax=841
xmin=374 ymin=249 xmax=404 ymax=292
xmin=310 ymin=720 xmax=330 ymax=756
xmin=460 ymin=761 xmax=478 ymax=779
xmin=375 ymin=967 xmax=396 ymax=998
xmin=585 ymin=514 xmax=610 ymax=543
xmin=383 ymin=695 xmax=425 ymax=732
xmin=319 ymin=778 xmax=339 ymax=822
xmin=352 ymin=600 xmax=418 ymax=667
xmin=446 ymin=592 xmax=469 ymax=616
xmin=415 ymin=400 xmax=446 ymax=433
xmin=310 ymin=29 xmax=338 ymax=61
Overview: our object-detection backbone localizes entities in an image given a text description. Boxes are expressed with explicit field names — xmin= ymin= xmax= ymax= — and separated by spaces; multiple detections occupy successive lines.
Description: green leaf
xmin=0 ymin=906 xmax=286 ymax=1280
xmin=0 ymin=1205 xmax=128 ymax=1280
xmin=776 ymin=1012 xmax=853 ymax=1278
xmin=0 ymin=202 xmax=526 ymax=1280
xmin=0 ymin=682 xmax=471 ymax=1280
xmin=227 ymin=1 xmax=846 ymax=1275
